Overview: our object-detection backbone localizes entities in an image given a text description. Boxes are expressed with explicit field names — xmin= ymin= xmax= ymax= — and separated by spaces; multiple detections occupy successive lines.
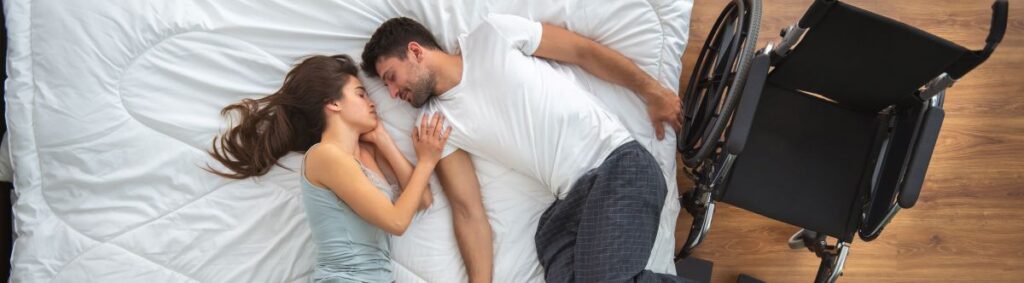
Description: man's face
xmin=376 ymin=56 xmax=435 ymax=108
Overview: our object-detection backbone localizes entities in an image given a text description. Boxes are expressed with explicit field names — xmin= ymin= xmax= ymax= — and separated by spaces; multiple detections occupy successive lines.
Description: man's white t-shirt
xmin=421 ymin=14 xmax=633 ymax=199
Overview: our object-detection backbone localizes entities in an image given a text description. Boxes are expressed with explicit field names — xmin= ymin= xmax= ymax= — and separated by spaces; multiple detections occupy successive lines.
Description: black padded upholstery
xmin=769 ymin=2 xmax=968 ymax=112
xmin=899 ymin=106 xmax=944 ymax=208
xmin=721 ymin=85 xmax=878 ymax=238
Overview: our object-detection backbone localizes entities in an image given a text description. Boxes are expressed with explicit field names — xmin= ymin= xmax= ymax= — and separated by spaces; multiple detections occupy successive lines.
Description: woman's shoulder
xmin=305 ymin=143 xmax=360 ymax=178
xmin=308 ymin=142 xmax=349 ymax=159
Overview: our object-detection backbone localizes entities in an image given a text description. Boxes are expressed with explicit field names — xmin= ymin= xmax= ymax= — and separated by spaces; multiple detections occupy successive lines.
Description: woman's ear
xmin=325 ymin=101 xmax=342 ymax=112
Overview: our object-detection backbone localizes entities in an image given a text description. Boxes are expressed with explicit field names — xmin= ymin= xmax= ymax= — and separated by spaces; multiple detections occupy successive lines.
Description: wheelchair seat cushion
xmin=721 ymin=85 xmax=878 ymax=238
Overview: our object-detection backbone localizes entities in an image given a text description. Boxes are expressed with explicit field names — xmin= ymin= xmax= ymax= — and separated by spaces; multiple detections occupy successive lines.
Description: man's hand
xmin=644 ymin=86 xmax=683 ymax=140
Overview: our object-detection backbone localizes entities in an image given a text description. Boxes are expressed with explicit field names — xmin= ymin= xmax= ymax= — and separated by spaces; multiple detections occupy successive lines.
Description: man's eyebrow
xmin=356 ymin=86 xmax=366 ymax=91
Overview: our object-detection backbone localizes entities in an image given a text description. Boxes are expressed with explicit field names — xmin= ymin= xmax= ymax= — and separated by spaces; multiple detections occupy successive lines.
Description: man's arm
xmin=436 ymin=149 xmax=493 ymax=283
xmin=532 ymin=24 xmax=683 ymax=140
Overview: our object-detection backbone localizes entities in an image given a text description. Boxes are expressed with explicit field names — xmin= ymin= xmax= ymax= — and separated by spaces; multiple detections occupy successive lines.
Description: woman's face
xmin=334 ymin=75 xmax=378 ymax=133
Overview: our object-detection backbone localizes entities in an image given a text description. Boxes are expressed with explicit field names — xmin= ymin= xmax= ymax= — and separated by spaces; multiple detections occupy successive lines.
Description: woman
xmin=209 ymin=54 xmax=449 ymax=282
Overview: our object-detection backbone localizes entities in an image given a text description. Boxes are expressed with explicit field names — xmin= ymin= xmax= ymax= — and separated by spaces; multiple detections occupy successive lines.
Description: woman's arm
xmin=312 ymin=114 xmax=451 ymax=235
xmin=311 ymin=145 xmax=434 ymax=236
xmin=362 ymin=121 xmax=433 ymax=209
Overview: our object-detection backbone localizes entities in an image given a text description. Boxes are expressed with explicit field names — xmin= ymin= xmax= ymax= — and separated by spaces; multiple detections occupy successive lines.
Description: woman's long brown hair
xmin=208 ymin=54 xmax=360 ymax=179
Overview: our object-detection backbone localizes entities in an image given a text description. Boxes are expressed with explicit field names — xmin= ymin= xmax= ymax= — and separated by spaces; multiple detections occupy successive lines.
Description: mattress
xmin=3 ymin=0 xmax=691 ymax=282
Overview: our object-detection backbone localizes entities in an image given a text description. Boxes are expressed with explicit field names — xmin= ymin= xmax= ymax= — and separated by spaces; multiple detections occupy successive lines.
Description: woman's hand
xmin=413 ymin=113 xmax=452 ymax=165
xmin=360 ymin=121 xmax=392 ymax=146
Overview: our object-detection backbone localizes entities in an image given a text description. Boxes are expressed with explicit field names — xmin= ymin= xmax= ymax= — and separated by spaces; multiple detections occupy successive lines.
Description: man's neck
xmin=432 ymin=53 xmax=463 ymax=95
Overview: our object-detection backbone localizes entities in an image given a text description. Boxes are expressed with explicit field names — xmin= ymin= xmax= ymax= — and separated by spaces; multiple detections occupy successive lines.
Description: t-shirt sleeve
xmin=479 ymin=14 xmax=543 ymax=55
xmin=416 ymin=108 xmax=459 ymax=160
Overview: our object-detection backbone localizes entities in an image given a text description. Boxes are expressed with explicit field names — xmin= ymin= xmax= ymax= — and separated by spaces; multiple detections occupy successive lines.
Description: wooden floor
xmin=673 ymin=0 xmax=1024 ymax=282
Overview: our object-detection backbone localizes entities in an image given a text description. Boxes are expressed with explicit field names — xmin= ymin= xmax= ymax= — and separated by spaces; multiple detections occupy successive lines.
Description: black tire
xmin=679 ymin=0 xmax=762 ymax=167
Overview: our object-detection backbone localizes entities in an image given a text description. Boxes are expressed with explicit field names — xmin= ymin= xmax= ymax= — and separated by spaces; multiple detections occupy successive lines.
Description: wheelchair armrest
xmin=898 ymin=105 xmax=945 ymax=208
xmin=724 ymin=53 xmax=771 ymax=155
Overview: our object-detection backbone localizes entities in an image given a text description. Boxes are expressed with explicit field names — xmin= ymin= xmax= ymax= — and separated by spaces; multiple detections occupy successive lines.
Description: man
xmin=361 ymin=14 xmax=684 ymax=282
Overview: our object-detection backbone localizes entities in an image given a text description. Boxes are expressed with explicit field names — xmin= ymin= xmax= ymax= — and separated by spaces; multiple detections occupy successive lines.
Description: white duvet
xmin=4 ymin=0 xmax=691 ymax=282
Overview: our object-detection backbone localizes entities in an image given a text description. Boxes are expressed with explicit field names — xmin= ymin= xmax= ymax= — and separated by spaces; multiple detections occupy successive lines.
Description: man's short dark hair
xmin=361 ymin=17 xmax=442 ymax=78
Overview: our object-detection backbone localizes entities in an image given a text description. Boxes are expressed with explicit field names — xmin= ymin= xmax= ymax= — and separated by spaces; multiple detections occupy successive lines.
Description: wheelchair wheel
xmin=679 ymin=0 xmax=761 ymax=168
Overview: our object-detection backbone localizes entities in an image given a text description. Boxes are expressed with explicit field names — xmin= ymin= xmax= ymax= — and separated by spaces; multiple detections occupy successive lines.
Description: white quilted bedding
xmin=3 ymin=0 xmax=691 ymax=281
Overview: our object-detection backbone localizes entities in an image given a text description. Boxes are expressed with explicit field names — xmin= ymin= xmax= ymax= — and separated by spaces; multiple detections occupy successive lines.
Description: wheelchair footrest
xmin=738 ymin=274 xmax=766 ymax=283
xmin=676 ymin=257 xmax=714 ymax=283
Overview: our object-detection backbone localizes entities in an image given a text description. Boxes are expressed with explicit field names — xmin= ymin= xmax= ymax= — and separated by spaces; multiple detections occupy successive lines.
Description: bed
xmin=3 ymin=0 xmax=691 ymax=281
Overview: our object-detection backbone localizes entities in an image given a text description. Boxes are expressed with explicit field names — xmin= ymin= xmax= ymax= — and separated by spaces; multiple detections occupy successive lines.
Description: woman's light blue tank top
xmin=301 ymin=145 xmax=396 ymax=282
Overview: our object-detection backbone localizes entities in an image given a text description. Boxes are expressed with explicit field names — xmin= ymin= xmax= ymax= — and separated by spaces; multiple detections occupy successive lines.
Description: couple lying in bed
xmin=211 ymin=14 xmax=684 ymax=283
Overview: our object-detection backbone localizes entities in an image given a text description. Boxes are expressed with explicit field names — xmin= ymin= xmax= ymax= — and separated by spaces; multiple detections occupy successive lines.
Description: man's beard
xmin=407 ymin=71 xmax=436 ymax=108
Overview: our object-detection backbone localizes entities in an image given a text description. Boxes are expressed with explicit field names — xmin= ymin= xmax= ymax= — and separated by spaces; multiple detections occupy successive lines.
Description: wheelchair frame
xmin=675 ymin=0 xmax=1007 ymax=282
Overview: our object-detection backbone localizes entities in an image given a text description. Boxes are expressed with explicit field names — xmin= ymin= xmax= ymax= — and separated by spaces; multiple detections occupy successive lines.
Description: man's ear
xmin=408 ymin=41 xmax=424 ymax=62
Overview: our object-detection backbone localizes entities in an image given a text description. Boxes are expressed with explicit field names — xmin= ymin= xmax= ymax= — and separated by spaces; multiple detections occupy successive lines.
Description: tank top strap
xmin=301 ymin=143 xmax=323 ymax=186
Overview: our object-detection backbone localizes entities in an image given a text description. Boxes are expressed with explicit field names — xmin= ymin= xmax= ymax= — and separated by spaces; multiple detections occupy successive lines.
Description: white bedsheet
xmin=4 ymin=0 xmax=691 ymax=282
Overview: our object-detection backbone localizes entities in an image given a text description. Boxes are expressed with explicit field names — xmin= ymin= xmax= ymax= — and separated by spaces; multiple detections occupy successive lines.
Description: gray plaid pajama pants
xmin=535 ymin=141 xmax=687 ymax=283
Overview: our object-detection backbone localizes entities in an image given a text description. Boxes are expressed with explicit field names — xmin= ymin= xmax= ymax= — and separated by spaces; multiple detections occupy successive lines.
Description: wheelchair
xmin=675 ymin=0 xmax=1008 ymax=282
